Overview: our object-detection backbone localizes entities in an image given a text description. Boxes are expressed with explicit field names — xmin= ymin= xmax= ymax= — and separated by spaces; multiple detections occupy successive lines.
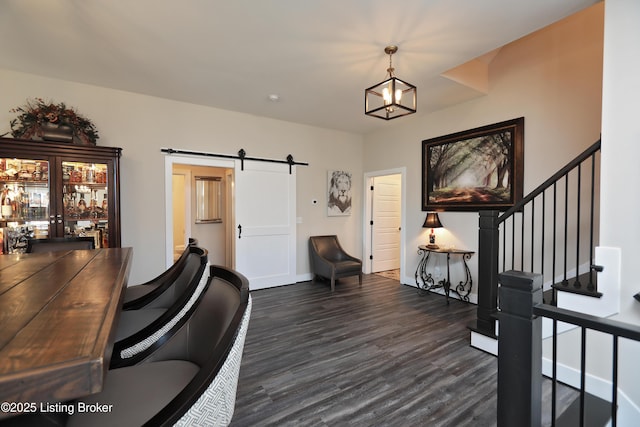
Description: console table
xmin=415 ymin=245 xmax=474 ymax=303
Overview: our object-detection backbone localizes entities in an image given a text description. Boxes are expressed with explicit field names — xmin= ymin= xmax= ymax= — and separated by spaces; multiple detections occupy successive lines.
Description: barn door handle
xmin=238 ymin=224 xmax=242 ymax=239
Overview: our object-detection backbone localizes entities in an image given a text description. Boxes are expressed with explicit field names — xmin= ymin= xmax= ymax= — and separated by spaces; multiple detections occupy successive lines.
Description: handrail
xmin=497 ymin=270 xmax=637 ymax=427
xmin=534 ymin=301 xmax=640 ymax=427
xmin=475 ymin=138 xmax=602 ymax=337
xmin=499 ymin=139 xmax=601 ymax=222
xmin=534 ymin=303 xmax=640 ymax=341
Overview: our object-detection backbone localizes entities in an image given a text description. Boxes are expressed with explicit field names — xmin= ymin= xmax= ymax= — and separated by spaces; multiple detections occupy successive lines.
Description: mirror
xmin=195 ymin=176 xmax=222 ymax=223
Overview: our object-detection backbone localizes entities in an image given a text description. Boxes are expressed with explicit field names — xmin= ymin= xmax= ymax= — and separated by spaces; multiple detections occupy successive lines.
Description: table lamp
xmin=423 ymin=212 xmax=443 ymax=249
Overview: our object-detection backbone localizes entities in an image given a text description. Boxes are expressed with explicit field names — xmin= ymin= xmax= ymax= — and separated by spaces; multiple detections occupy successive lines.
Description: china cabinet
xmin=0 ymin=137 xmax=121 ymax=253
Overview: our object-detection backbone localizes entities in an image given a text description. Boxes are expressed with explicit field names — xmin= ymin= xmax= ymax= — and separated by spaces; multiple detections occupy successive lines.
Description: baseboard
xmin=470 ymin=330 xmax=498 ymax=356
xmin=296 ymin=273 xmax=313 ymax=283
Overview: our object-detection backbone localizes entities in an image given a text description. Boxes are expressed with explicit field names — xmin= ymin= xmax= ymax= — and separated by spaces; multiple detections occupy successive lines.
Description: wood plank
xmin=0 ymin=251 xmax=98 ymax=348
xmin=230 ymin=274 xmax=578 ymax=427
xmin=0 ymin=248 xmax=132 ymax=407
xmin=0 ymin=251 xmax=69 ymax=294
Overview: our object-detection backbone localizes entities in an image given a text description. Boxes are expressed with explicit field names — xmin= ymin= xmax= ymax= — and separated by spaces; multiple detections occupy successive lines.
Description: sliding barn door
xmin=234 ymin=160 xmax=296 ymax=290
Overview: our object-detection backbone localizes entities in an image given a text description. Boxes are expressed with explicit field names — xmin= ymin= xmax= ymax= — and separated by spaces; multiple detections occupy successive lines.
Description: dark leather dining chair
xmin=66 ymin=265 xmax=251 ymax=427
xmin=110 ymin=246 xmax=209 ymax=368
xmin=309 ymin=235 xmax=362 ymax=292
xmin=26 ymin=236 xmax=96 ymax=253
xmin=123 ymin=237 xmax=199 ymax=310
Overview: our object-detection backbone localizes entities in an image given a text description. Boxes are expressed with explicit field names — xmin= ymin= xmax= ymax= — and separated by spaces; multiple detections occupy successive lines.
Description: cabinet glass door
xmin=62 ymin=161 xmax=109 ymax=248
xmin=0 ymin=157 xmax=50 ymax=253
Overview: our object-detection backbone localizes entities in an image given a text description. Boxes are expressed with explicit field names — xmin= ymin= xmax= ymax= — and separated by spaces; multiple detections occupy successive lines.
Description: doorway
xmin=171 ymin=163 xmax=230 ymax=266
xmin=165 ymin=155 xmax=235 ymax=268
xmin=363 ymin=168 xmax=406 ymax=281
xmin=171 ymin=172 xmax=189 ymax=261
xmin=164 ymin=154 xmax=297 ymax=289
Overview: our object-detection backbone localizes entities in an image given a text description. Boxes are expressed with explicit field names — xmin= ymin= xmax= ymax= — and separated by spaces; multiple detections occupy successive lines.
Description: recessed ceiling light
xmin=268 ymin=94 xmax=280 ymax=102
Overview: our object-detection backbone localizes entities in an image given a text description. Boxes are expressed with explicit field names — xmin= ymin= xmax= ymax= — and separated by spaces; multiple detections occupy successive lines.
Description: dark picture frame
xmin=422 ymin=117 xmax=524 ymax=211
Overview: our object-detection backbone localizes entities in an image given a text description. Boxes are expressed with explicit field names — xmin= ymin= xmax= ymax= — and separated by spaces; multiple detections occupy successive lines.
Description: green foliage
xmin=10 ymin=98 xmax=99 ymax=145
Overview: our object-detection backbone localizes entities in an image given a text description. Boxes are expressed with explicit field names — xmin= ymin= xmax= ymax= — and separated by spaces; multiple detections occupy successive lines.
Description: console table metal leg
xmin=444 ymin=252 xmax=451 ymax=304
xmin=415 ymin=246 xmax=475 ymax=304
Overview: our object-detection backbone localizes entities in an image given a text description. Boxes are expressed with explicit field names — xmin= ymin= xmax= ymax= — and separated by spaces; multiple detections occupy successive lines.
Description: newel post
xmin=497 ymin=270 xmax=543 ymax=427
xmin=477 ymin=210 xmax=500 ymax=335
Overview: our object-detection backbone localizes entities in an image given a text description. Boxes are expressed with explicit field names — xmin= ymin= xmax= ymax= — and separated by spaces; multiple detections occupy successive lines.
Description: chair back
xmin=147 ymin=265 xmax=251 ymax=426
xmin=137 ymin=246 xmax=206 ymax=310
xmin=66 ymin=265 xmax=251 ymax=427
xmin=310 ymin=235 xmax=347 ymax=261
xmin=26 ymin=236 xmax=95 ymax=253
xmin=110 ymin=247 xmax=210 ymax=368
xmin=123 ymin=240 xmax=199 ymax=310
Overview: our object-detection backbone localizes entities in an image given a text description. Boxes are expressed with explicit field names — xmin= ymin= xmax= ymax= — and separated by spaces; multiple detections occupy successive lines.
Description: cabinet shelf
xmin=1 ymin=179 xmax=49 ymax=185
xmin=1 ymin=137 xmax=122 ymax=254
xmin=64 ymin=181 xmax=108 ymax=186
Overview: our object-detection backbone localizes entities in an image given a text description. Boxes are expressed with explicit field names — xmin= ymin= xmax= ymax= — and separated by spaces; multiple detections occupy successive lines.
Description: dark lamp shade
xmin=422 ymin=212 xmax=443 ymax=229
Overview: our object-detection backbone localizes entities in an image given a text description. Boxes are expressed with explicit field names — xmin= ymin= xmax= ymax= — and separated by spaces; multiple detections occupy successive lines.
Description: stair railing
xmin=476 ymin=139 xmax=601 ymax=336
xmin=497 ymin=270 xmax=640 ymax=427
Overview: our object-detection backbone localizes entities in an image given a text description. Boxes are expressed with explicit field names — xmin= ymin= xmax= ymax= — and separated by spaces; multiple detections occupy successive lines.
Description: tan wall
xmin=363 ymin=3 xmax=604 ymax=292
xmin=0 ymin=72 xmax=364 ymax=284
xmin=0 ymin=4 xmax=604 ymax=291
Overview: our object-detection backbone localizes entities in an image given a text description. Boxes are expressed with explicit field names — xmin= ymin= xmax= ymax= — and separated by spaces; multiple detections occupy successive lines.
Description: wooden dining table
xmin=0 ymin=247 xmax=132 ymax=417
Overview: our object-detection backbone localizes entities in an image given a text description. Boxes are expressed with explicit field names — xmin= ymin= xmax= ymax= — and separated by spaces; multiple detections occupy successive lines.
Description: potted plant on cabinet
xmin=9 ymin=98 xmax=99 ymax=145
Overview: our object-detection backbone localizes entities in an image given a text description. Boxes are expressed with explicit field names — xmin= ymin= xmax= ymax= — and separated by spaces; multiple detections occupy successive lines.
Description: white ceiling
xmin=0 ymin=0 xmax=599 ymax=135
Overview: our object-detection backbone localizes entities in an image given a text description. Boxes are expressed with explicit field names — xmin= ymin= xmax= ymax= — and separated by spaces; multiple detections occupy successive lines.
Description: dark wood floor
xmin=230 ymin=273 xmax=575 ymax=427
xmin=229 ymin=274 xmax=497 ymax=426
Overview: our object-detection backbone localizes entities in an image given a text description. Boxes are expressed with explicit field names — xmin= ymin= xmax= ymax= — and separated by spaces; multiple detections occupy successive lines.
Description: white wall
xmin=600 ymin=0 xmax=640 ymax=413
xmin=0 ymin=70 xmax=364 ymax=284
xmin=363 ymin=3 xmax=604 ymax=297
xmin=547 ymin=1 xmax=640 ymax=418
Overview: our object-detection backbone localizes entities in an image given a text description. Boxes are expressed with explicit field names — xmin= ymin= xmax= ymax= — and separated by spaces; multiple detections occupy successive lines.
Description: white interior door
xmin=371 ymin=174 xmax=401 ymax=272
xmin=234 ymin=160 xmax=296 ymax=289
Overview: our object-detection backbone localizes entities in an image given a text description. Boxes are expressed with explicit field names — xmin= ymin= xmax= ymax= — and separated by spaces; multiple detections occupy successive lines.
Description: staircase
xmin=556 ymin=392 xmax=611 ymax=427
xmin=472 ymin=139 xmax=602 ymax=344
xmin=496 ymin=270 xmax=640 ymax=427
xmin=468 ymin=140 xmax=640 ymax=425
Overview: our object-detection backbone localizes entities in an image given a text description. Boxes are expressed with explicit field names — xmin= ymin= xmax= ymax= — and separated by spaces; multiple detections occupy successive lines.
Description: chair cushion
xmin=114 ymin=308 xmax=166 ymax=341
xmin=66 ymin=360 xmax=199 ymax=427
xmin=333 ymin=259 xmax=362 ymax=274
xmin=123 ymin=283 xmax=159 ymax=304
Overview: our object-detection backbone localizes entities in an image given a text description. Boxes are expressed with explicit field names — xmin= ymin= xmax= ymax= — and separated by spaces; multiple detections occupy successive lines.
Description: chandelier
xmin=365 ymin=45 xmax=417 ymax=120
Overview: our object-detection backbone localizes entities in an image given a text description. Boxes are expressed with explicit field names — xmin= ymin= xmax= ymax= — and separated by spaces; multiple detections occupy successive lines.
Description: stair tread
xmin=553 ymin=272 xmax=602 ymax=298
xmin=556 ymin=392 xmax=612 ymax=427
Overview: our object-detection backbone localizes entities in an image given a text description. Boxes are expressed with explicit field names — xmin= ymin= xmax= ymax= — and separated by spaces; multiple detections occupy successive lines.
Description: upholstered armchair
xmin=309 ymin=235 xmax=362 ymax=291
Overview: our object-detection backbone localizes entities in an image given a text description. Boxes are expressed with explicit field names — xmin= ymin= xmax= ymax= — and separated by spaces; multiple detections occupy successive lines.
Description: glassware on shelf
xmin=1 ymin=185 xmax=13 ymax=219
xmin=1 ymin=139 xmax=121 ymax=250
xmin=60 ymin=161 xmax=109 ymax=244
xmin=77 ymin=193 xmax=87 ymax=215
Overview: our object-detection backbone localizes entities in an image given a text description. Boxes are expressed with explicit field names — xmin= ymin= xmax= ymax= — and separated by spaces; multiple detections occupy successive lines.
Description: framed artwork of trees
xmin=422 ymin=117 xmax=524 ymax=211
